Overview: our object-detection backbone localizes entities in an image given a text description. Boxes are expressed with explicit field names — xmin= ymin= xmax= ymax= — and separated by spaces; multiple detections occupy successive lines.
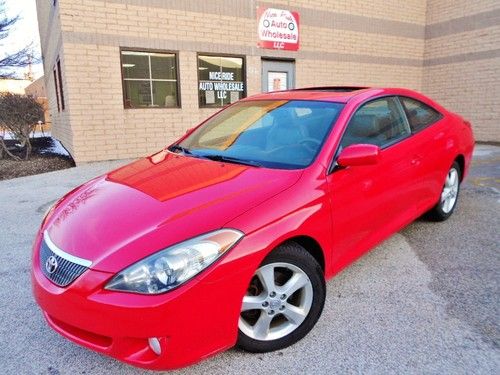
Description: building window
xmin=56 ymin=59 xmax=65 ymax=111
xmin=121 ymin=49 xmax=179 ymax=109
xmin=53 ymin=68 xmax=60 ymax=112
xmin=198 ymin=54 xmax=245 ymax=108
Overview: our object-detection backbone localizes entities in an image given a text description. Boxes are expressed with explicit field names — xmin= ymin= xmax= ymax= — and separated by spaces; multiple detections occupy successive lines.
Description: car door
xmin=326 ymin=96 xmax=417 ymax=272
xmin=398 ymin=96 xmax=449 ymax=212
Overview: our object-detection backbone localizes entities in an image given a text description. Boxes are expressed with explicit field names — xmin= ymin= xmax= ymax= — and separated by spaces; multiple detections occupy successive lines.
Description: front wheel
xmin=427 ymin=161 xmax=461 ymax=221
xmin=237 ymin=243 xmax=325 ymax=352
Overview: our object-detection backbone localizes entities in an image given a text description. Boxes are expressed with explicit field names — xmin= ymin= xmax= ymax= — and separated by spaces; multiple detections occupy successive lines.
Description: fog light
xmin=148 ymin=337 xmax=161 ymax=355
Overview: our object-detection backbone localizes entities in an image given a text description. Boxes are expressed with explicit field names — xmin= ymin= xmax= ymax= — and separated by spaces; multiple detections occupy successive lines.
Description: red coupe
xmin=32 ymin=87 xmax=474 ymax=370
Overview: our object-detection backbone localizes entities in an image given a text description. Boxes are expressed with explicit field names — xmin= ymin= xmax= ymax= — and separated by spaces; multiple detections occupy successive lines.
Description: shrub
xmin=0 ymin=93 xmax=44 ymax=160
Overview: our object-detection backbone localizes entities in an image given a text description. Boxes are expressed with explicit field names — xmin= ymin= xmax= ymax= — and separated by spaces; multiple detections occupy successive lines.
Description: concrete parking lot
xmin=0 ymin=145 xmax=498 ymax=374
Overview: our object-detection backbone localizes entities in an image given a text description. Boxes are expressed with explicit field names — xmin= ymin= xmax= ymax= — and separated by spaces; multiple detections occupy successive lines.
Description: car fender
xmin=224 ymin=166 xmax=333 ymax=280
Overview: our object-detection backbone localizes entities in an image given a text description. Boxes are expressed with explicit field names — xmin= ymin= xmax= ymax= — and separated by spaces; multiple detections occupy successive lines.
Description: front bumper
xmin=31 ymin=232 xmax=259 ymax=370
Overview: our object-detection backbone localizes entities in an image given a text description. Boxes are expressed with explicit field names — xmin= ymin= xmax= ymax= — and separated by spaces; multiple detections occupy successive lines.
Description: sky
xmin=1 ymin=0 xmax=43 ymax=79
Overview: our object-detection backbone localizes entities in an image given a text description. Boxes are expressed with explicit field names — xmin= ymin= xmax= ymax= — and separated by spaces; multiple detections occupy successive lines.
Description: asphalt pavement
xmin=0 ymin=145 xmax=498 ymax=374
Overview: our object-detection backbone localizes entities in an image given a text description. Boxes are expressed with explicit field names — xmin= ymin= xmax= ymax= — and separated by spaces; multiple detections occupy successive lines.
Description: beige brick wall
xmin=423 ymin=1 xmax=500 ymax=142
xmin=66 ymin=46 xmax=263 ymax=163
xmin=301 ymin=27 xmax=424 ymax=60
xmin=423 ymin=58 xmax=500 ymax=142
xmin=35 ymin=0 xmax=498 ymax=163
xmin=25 ymin=77 xmax=46 ymax=98
xmin=36 ymin=0 xmax=74 ymax=155
xmin=426 ymin=0 xmax=499 ymax=24
xmin=297 ymin=60 xmax=422 ymax=89
xmin=424 ymin=26 xmax=500 ymax=59
xmin=268 ymin=0 xmax=427 ymax=24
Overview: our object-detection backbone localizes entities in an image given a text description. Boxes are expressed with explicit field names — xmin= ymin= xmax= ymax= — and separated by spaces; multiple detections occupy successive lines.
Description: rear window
xmin=399 ymin=96 xmax=442 ymax=133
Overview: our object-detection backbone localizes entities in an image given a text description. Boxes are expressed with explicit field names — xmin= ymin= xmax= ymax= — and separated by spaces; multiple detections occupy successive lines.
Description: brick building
xmin=36 ymin=0 xmax=500 ymax=163
xmin=25 ymin=76 xmax=51 ymax=132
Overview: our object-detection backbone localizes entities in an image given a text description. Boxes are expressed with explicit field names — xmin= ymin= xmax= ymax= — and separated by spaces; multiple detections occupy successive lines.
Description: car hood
xmin=45 ymin=150 xmax=301 ymax=272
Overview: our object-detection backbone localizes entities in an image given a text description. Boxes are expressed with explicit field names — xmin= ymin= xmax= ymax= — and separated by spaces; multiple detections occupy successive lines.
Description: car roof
xmin=242 ymin=86 xmax=386 ymax=103
xmin=241 ymin=86 xmax=448 ymax=116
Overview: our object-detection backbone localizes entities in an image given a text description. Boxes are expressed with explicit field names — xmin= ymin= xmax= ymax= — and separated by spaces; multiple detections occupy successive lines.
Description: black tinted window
xmin=341 ymin=97 xmax=411 ymax=149
xmin=400 ymin=97 xmax=442 ymax=132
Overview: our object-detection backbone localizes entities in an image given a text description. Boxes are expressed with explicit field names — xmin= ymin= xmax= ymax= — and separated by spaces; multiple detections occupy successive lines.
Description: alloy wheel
xmin=441 ymin=167 xmax=459 ymax=213
xmin=239 ymin=262 xmax=313 ymax=341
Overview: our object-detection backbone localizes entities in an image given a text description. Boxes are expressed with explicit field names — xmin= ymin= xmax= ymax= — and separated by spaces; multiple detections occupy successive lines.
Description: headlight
xmin=105 ymin=229 xmax=243 ymax=294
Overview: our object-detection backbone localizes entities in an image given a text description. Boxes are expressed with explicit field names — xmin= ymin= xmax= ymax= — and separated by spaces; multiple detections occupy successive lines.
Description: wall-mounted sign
xmin=257 ymin=7 xmax=300 ymax=51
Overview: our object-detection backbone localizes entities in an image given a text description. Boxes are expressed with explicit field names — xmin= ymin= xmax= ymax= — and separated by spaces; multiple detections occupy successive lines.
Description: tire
xmin=237 ymin=242 xmax=326 ymax=352
xmin=427 ymin=161 xmax=461 ymax=221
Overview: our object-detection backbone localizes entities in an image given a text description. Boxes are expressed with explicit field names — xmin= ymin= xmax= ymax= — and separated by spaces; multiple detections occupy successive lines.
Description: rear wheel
xmin=428 ymin=162 xmax=461 ymax=221
xmin=237 ymin=243 xmax=325 ymax=352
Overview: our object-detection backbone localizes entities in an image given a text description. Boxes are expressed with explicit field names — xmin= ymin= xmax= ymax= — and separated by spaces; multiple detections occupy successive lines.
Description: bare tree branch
xmin=0 ymin=1 xmax=40 ymax=78
xmin=0 ymin=13 xmax=18 ymax=40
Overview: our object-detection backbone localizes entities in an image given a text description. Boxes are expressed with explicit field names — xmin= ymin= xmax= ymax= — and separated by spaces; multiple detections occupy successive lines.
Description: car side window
xmin=340 ymin=97 xmax=411 ymax=149
xmin=399 ymin=96 xmax=443 ymax=133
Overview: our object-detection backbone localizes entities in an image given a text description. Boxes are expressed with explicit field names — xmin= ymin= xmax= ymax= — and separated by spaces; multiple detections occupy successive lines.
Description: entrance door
xmin=262 ymin=59 xmax=295 ymax=92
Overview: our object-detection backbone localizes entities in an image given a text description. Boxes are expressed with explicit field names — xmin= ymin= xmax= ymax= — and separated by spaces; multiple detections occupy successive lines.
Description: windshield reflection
xmin=176 ymin=100 xmax=344 ymax=169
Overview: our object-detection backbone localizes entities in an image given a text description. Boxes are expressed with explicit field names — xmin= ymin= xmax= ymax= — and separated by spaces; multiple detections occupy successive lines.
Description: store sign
xmin=199 ymin=71 xmax=244 ymax=103
xmin=257 ymin=7 xmax=300 ymax=51
xmin=198 ymin=55 xmax=245 ymax=107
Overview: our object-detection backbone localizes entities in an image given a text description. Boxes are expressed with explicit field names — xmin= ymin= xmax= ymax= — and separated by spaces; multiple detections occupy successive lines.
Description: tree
xmin=0 ymin=93 xmax=44 ymax=160
xmin=0 ymin=1 xmax=37 ymax=78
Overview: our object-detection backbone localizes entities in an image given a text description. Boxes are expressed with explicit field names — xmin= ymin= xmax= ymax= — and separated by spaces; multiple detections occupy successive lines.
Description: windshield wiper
xmin=170 ymin=147 xmax=261 ymax=167
xmin=201 ymin=154 xmax=262 ymax=167
xmin=169 ymin=144 xmax=193 ymax=155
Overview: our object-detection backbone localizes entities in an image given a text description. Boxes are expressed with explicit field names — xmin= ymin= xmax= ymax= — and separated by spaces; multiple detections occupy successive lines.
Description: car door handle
xmin=434 ymin=131 xmax=445 ymax=140
xmin=411 ymin=155 xmax=422 ymax=166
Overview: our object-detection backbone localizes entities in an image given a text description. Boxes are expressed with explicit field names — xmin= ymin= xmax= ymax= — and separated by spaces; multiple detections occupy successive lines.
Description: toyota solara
xmin=32 ymin=87 xmax=474 ymax=370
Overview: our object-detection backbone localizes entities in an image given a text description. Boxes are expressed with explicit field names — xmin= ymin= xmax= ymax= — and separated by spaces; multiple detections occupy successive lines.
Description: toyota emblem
xmin=45 ymin=255 xmax=58 ymax=274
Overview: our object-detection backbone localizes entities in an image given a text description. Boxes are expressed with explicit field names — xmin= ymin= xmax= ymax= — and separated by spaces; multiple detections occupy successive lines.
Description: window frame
xmin=328 ymin=95 xmax=413 ymax=174
xmin=56 ymin=59 xmax=65 ymax=111
xmin=53 ymin=67 xmax=60 ymax=112
xmin=119 ymin=47 xmax=181 ymax=109
xmin=196 ymin=52 xmax=247 ymax=109
xmin=398 ymin=95 xmax=443 ymax=134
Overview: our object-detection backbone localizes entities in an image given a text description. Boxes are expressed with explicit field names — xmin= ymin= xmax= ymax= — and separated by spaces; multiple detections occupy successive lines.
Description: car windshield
xmin=175 ymin=100 xmax=344 ymax=169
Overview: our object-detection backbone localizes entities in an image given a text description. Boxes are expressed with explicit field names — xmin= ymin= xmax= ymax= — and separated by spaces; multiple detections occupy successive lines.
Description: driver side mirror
xmin=337 ymin=144 xmax=380 ymax=167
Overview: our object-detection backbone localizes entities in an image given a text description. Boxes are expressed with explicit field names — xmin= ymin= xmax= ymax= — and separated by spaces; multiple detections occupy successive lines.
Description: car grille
xmin=39 ymin=235 xmax=89 ymax=287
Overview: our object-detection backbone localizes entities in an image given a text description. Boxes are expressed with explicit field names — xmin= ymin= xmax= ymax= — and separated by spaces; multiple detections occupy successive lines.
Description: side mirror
xmin=337 ymin=144 xmax=380 ymax=167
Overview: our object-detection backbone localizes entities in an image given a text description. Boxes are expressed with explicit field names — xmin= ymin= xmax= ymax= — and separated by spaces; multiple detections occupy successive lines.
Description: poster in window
xmin=205 ymin=90 xmax=215 ymax=104
xmin=267 ymin=71 xmax=288 ymax=92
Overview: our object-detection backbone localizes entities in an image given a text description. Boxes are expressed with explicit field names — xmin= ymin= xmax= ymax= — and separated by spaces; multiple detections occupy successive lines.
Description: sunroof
xmin=292 ymin=86 xmax=369 ymax=92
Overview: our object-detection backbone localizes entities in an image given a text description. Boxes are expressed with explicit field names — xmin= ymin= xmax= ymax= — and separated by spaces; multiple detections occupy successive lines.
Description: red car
xmin=32 ymin=87 xmax=474 ymax=370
